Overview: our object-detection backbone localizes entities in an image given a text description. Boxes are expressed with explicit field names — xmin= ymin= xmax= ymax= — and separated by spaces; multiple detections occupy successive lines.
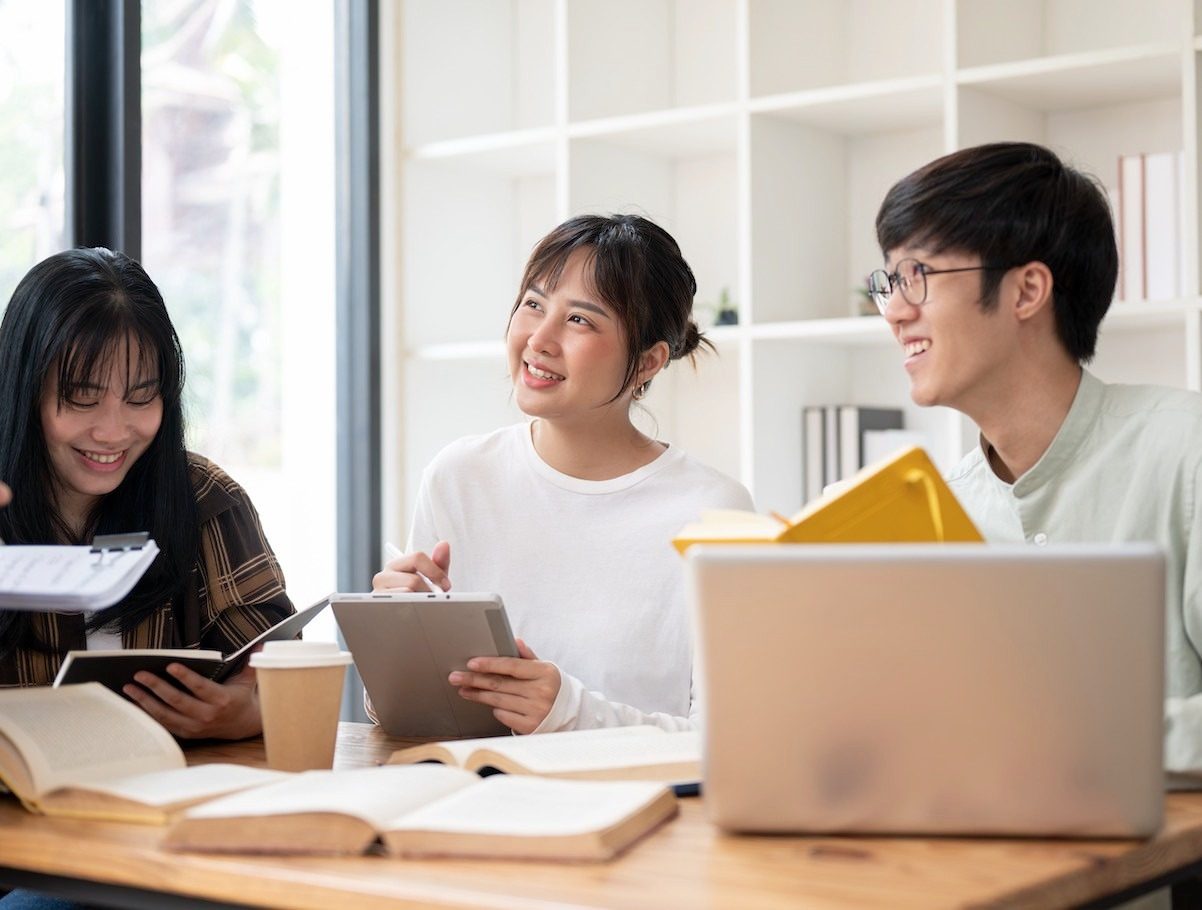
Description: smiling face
xmin=882 ymin=246 xmax=1019 ymax=415
xmin=506 ymin=248 xmax=637 ymax=424
xmin=39 ymin=336 xmax=164 ymax=528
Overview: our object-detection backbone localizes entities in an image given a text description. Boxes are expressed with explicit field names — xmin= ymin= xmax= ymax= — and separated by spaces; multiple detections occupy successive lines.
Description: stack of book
xmin=1116 ymin=150 xmax=1185 ymax=303
xmin=802 ymin=405 xmax=917 ymax=503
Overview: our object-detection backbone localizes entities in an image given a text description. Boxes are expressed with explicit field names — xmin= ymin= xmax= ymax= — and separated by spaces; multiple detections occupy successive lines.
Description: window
xmin=0 ymin=0 xmax=65 ymax=295
xmin=141 ymin=0 xmax=338 ymax=638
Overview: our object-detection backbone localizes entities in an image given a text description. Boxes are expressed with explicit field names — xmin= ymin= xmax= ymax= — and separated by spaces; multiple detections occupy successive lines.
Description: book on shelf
xmin=0 ymin=683 xmax=287 ymax=823
xmin=1119 ymin=152 xmax=1146 ymax=302
xmin=802 ymin=406 xmax=825 ymax=504
xmin=674 ymin=446 xmax=982 ymax=553
xmin=837 ymin=405 xmax=904 ymax=480
xmin=164 ymin=764 xmax=678 ymax=860
xmin=388 ymin=725 xmax=700 ymax=794
xmin=801 ymin=404 xmax=906 ymax=502
xmin=0 ymin=533 xmax=159 ymax=611
xmin=53 ymin=594 xmax=331 ymax=694
xmin=1117 ymin=150 xmax=1184 ymax=302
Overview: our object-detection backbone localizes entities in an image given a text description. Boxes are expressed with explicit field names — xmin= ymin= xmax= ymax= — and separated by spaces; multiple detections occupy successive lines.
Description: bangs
xmin=55 ymin=312 xmax=181 ymax=405
xmin=520 ymin=243 xmax=611 ymax=306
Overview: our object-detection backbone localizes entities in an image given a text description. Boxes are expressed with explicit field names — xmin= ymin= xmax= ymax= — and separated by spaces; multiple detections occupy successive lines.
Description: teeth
xmin=904 ymin=340 xmax=931 ymax=357
xmin=526 ymin=363 xmax=564 ymax=381
xmin=83 ymin=451 xmax=122 ymax=464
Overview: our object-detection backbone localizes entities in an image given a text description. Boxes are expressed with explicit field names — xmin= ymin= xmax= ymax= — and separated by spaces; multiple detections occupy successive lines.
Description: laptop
xmin=689 ymin=543 xmax=1166 ymax=837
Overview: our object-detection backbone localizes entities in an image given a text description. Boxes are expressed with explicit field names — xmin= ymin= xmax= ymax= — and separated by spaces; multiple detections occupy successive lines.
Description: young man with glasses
xmin=870 ymin=141 xmax=1202 ymax=779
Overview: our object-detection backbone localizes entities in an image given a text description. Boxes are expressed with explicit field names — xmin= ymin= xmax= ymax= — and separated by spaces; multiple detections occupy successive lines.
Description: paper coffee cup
xmin=251 ymin=640 xmax=352 ymax=772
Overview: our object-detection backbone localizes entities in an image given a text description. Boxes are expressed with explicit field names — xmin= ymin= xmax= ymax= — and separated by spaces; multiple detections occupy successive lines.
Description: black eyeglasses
xmin=865 ymin=258 xmax=1014 ymax=314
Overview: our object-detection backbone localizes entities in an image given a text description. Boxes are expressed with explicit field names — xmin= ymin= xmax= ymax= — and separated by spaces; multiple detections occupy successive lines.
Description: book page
xmin=484 ymin=729 xmax=698 ymax=775
xmin=180 ymin=765 xmax=478 ymax=828
xmin=0 ymin=683 xmax=183 ymax=795
xmin=389 ymin=776 xmax=668 ymax=836
xmin=0 ymin=543 xmax=159 ymax=611
xmin=76 ymin=763 xmax=289 ymax=808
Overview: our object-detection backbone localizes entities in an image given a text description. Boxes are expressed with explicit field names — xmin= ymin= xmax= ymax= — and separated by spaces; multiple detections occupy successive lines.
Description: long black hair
xmin=0 ymin=247 xmax=198 ymax=654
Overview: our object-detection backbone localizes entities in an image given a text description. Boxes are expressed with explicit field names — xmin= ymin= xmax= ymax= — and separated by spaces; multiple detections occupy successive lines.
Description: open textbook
xmin=54 ymin=594 xmax=332 ymax=693
xmin=388 ymin=726 xmax=701 ymax=792
xmin=0 ymin=537 xmax=159 ymax=611
xmin=673 ymin=446 xmax=982 ymax=553
xmin=165 ymin=764 xmax=677 ymax=860
xmin=0 ymin=683 xmax=287 ymax=823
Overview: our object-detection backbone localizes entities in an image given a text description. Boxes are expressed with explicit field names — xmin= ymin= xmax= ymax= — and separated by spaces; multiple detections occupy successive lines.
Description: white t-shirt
xmin=406 ymin=422 xmax=754 ymax=732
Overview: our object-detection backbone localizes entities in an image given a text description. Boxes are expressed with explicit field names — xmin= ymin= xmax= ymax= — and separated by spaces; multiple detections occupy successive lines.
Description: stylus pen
xmin=384 ymin=541 xmax=445 ymax=593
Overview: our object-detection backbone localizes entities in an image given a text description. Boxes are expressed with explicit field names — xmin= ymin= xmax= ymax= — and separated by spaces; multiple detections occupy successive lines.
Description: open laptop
xmin=689 ymin=543 xmax=1166 ymax=837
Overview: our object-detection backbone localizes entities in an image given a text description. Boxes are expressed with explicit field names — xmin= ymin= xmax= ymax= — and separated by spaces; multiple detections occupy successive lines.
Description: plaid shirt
xmin=0 ymin=453 xmax=294 ymax=687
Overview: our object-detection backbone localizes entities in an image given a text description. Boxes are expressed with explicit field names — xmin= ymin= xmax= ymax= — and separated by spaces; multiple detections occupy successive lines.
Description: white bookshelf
xmin=383 ymin=0 xmax=1202 ymax=533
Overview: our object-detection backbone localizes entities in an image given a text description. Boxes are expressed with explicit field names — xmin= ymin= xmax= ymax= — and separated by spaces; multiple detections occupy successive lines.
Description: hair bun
xmin=675 ymin=321 xmax=704 ymax=360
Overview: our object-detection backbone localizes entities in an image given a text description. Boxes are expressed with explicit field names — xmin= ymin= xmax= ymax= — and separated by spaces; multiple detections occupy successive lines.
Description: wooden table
xmin=3 ymin=723 xmax=1202 ymax=909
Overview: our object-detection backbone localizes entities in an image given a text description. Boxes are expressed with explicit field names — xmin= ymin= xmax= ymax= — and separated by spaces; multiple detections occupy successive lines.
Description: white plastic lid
xmin=249 ymin=640 xmax=353 ymax=669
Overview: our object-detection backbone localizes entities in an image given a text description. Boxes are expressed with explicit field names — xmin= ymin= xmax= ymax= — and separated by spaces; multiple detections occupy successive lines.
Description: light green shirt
xmin=946 ymin=369 xmax=1202 ymax=779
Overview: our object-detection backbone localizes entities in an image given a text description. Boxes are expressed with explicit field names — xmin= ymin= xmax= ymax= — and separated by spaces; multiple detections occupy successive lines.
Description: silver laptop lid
xmin=690 ymin=543 xmax=1165 ymax=837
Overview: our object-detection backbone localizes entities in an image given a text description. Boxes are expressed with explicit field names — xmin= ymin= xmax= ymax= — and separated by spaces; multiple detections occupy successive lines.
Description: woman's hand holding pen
xmin=449 ymin=639 xmax=560 ymax=735
xmin=373 ymin=540 xmax=452 ymax=593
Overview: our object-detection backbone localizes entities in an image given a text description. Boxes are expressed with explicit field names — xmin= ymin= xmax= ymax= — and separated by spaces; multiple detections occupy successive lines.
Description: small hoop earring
xmin=633 ymin=382 xmax=649 ymax=401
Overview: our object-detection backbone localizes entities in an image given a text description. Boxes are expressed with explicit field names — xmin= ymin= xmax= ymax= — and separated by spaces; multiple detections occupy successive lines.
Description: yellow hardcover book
xmin=673 ymin=446 xmax=982 ymax=554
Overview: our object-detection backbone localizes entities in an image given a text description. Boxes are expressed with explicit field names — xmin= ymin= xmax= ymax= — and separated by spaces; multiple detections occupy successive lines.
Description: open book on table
xmin=0 ymin=683 xmax=287 ymax=823
xmin=388 ymin=725 xmax=701 ymax=794
xmin=0 ymin=534 xmax=159 ymax=611
xmin=53 ymin=594 xmax=332 ymax=694
xmin=165 ymin=764 xmax=677 ymax=860
xmin=673 ymin=446 xmax=982 ymax=553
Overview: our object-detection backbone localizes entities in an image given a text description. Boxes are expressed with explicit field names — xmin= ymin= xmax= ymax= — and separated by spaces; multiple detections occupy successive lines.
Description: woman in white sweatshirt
xmin=373 ymin=214 xmax=752 ymax=734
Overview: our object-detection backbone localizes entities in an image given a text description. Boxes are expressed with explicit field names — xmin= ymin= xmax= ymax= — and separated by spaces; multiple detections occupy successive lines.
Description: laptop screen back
xmin=689 ymin=543 xmax=1165 ymax=837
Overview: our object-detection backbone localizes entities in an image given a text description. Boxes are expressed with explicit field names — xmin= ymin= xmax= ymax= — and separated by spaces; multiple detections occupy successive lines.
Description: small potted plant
xmin=713 ymin=287 xmax=738 ymax=325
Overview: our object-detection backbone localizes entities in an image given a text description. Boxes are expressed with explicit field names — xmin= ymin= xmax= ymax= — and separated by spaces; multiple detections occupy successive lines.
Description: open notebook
xmin=0 ymin=537 xmax=159 ymax=611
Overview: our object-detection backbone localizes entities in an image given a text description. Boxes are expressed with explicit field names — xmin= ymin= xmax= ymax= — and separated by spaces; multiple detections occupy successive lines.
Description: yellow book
xmin=673 ymin=446 xmax=982 ymax=554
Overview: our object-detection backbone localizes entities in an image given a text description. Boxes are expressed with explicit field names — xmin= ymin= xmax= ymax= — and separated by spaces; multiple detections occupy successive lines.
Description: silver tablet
xmin=331 ymin=592 xmax=518 ymax=738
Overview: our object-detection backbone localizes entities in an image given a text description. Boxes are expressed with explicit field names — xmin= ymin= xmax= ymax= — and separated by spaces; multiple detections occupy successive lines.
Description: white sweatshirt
xmin=406 ymin=422 xmax=753 ymax=732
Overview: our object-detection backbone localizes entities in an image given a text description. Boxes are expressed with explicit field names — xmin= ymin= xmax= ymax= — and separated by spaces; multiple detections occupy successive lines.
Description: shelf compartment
xmin=402 ymin=354 xmax=523 ymax=508
xmin=567 ymin=105 xmax=739 ymax=155
xmin=748 ymin=337 xmax=963 ymax=514
xmin=1091 ymin=320 xmax=1190 ymax=388
xmin=640 ymin=337 xmax=742 ymax=486
xmin=567 ymin=0 xmax=737 ymax=122
xmin=401 ymin=0 xmax=556 ymax=146
xmin=749 ymin=111 xmax=944 ymax=325
xmin=750 ymin=77 xmax=944 ymax=135
xmin=403 ymin=141 xmax=557 ymax=348
xmin=956 ymin=0 xmax=1181 ymax=68
xmin=956 ymin=45 xmax=1182 ymax=111
xmin=749 ymin=0 xmax=944 ymax=97
xmin=568 ymin=124 xmax=739 ymax=326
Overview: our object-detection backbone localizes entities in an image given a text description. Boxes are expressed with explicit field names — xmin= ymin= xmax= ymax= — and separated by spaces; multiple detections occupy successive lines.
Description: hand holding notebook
xmin=53 ymin=595 xmax=332 ymax=694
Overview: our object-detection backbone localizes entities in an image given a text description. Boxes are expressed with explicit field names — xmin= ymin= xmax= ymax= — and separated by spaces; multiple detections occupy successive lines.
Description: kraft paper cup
xmin=250 ymin=640 xmax=353 ymax=772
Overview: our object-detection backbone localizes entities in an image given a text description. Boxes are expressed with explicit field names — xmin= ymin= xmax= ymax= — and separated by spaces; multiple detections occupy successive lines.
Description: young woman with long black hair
xmin=0 ymin=247 xmax=293 ymax=741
